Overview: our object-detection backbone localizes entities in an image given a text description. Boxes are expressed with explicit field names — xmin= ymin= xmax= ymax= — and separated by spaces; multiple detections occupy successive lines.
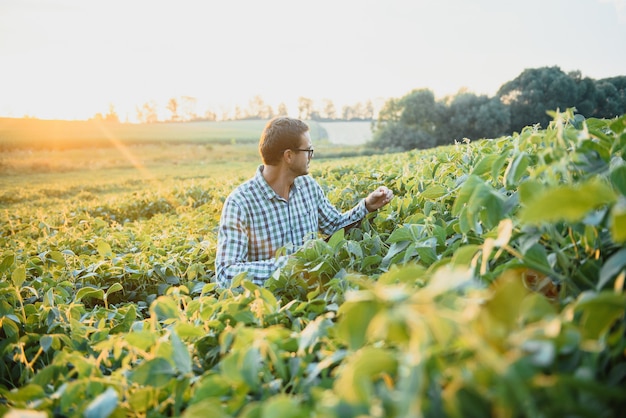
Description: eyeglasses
xmin=291 ymin=148 xmax=314 ymax=158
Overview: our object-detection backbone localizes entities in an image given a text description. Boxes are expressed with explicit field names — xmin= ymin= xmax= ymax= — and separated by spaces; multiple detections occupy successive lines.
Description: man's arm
xmin=215 ymin=199 xmax=287 ymax=287
xmin=317 ymin=189 xmax=369 ymax=236
xmin=317 ymin=184 xmax=394 ymax=236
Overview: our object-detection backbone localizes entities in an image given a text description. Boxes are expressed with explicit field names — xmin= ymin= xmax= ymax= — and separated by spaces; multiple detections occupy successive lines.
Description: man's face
xmin=293 ymin=132 xmax=314 ymax=176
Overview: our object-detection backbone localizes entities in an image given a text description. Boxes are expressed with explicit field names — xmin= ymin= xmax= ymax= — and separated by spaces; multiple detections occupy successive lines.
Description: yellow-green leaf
xmin=520 ymin=179 xmax=617 ymax=224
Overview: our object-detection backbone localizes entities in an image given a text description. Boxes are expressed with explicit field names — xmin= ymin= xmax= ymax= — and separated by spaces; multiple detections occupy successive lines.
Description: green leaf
xmin=491 ymin=152 xmax=509 ymax=184
xmin=128 ymin=388 xmax=155 ymax=413
xmin=520 ymin=179 xmax=617 ymax=224
xmin=518 ymin=180 xmax=542 ymax=204
xmin=171 ymin=330 xmax=192 ymax=375
xmin=105 ymin=282 xmax=124 ymax=299
xmin=48 ymin=250 xmax=66 ymax=266
xmin=84 ymin=387 xmax=118 ymax=418
xmin=504 ymin=151 xmax=529 ymax=189
xmin=415 ymin=246 xmax=438 ymax=265
xmin=381 ymin=241 xmax=410 ymax=268
xmin=151 ymin=296 xmax=180 ymax=322
xmin=298 ymin=316 xmax=332 ymax=355
xmin=386 ymin=225 xmax=413 ymax=244
xmin=241 ymin=347 xmax=262 ymax=389
xmin=130 ymin=358 xmax=176 ymax=387
xmin=334 ymin=347 xmax=397 ymax=404
xmin=609 ymin=114 xmax=626 ymax=135
xmin=452 ymin=175 xmax=484 ymax=216
xmin=610 ymin=199 xmax=626 ymax=243
xmin=182 ymin=399 xmax=230 ymax=418
xmin=361 ymin=254 xmax=383 ymax=271
xmin=261 ymin=394 xmax=304 ymax=418
xmin=451 ymin=244 xmax=481 ymax=267
xmin=0 ymin=317 xmax=20 ymax=340
xmin=0 ymin=253 xmax=15 ymax=274
xmin=598 ymin=248 xmax=626 ymax=290
xmin=220 ymin=347 xmax=262 ymax=390
xmin=125 ymin=330 xmax=157 ymax=351
xmin=471 ymin=154 xmax=499 ymax=178
xmin=3 ymin=383 xmax=46 ymax=403
xmin=420 ymin=184 xmax=447 ymax=200
xmin=574 ymin=291 xmax=626 ymax=340
xmin=174 ymin=323 xmax=206 ymax=339
xmin=75 ymin=286 xmax=104 ymax=303
xmin=480 ymin=191 xmax=504 ymax=230
xmin=97 ymin=240 xmax=113 ymax=259
xmin=190 ymin=374 xmax=231 ymax=401
xmin=485 ymin=273 xmax=529 ymax=330
xmin=40 ymin=335 xmax=53 ymax=352
xmin=327 ymin=228 xmax=345 ymax=249
xmin=523 ymin=244 xmax=552 ymax=272
xmin=337 ymin=299 xmax=379 ymax=350
xmin=610 ymin=164 xmax=626 ymax=196
xmin=11 ymin=265 xmax=26 ymax=287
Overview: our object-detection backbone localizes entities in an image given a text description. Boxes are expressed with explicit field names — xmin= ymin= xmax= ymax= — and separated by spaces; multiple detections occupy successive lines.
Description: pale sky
xmin=1 ymin=0 xmax=625 ymax=121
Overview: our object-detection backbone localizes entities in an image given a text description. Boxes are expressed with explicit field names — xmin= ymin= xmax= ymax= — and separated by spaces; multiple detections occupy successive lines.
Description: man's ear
xmin=283 ymin=148 xmax=294 ymax=164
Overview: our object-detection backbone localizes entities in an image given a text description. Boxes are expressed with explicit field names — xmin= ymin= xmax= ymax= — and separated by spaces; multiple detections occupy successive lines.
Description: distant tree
xmin=340 ymin=101 xmax=374 ymax=121
xmin=375 ymin=97 xmax=403 ymax=124
xmin=136 ymin=101 xmax=158 ymax=124
xmin=497 ymin=66 xmax=579 ymax=132
xmin=370 ymin=121 xmax=436 ymax=151
xmin=397 ymin=89 xmax=442 ymax=134
xmin=246 ymin=95 xmax=274 ymax=119
xmin=341 ymin=105 xmax=355 ymax=121
xmin=321 ymin=99 xmax=337 ymax=120
xmin=93 ymin=104 xmax=120 ymax=123
xmin=220 ymin=107 xmax=232 ymax=121
xmin=234 ymin=106 xmax=245 ymax=120
xmin=276 ymin=103 xmax=288 ymax=117
xmin=203 ymin=110 xmax=217 ymax=121
xmin=104 ymin=104 xmax=119 ymax=123
xmin=473 ymin=97 xmax=510 ymax=139
xmin=568 ymin=71 xmax=597 ymax=117
xmin=166 ymin=98 xmax=180 ymax=122
xmin=437 ymin=92 xmax=509 ymax=145
xmin=310 ymin=109 xmax=322 ymax=121
xmin=593 ymin=76 xmax=626 ymax=118
xmin=298 ymin=97 xmax=314 ymax=120
xmin=371 ymin=89 xmax=442 ymax=150
xmin=364 ymin=100 xmax=375 ymax=120
xmin=181 ymin=96 xmax=198 ymax=121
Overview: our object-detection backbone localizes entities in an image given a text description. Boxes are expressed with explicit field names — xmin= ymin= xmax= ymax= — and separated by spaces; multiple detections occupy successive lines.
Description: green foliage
xmin=1 ymin=110 xmax=625 ymax=417
xmin=498 ymin=67 xmax=626 ymax=133
xmin=371 ymin=67 xmax=626 ymax=151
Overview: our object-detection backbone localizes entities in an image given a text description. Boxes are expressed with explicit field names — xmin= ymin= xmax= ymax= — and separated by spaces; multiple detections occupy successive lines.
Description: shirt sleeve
xmin=315 ymin=183 xmax=369 ymax=236
xmin=215 ymin=197 xmax=288 ymax=287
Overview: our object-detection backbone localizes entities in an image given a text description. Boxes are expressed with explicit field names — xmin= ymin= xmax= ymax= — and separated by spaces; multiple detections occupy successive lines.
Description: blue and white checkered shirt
xmin=215 ymin=165 xmax=368 ymax=287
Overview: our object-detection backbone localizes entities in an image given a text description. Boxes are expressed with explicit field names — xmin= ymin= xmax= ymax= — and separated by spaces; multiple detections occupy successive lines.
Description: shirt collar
xmin=254 ymin=165 xmax=301 ymax=201
xmin=254 ymin=165 xmax=281 ymax=201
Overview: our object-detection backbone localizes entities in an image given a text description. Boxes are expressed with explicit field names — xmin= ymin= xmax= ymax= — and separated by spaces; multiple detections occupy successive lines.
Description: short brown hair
xmin=259 ymin=117 xmax=309 ymax=165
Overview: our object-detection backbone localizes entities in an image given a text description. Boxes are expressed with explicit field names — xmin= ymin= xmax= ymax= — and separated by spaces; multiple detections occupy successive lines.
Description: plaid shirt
xmin=215 ymin=165 xmax=368 ymax=287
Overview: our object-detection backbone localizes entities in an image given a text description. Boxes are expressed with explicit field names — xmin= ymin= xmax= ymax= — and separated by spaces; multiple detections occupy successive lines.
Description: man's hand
xmin=365 ymin=186 xmax=394 ymax=212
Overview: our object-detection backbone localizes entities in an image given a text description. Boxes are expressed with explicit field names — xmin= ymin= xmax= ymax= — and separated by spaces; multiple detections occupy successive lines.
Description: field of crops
xmin=0 ymin=118 xmax=268 ymax=150
xmin=0 ymin=118 xmax=366 ymax=151
xmin=1 ymin=109 xmax=625 ymax=417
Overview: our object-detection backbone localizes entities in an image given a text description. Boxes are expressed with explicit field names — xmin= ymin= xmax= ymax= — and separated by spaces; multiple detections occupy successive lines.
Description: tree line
xmin=370 ymin=66 xmax=626 ymax=151
xmin=97 ymin=96 xmax=376 ymax=124
xmin=96 ymin=66 xmax=625 ymax=150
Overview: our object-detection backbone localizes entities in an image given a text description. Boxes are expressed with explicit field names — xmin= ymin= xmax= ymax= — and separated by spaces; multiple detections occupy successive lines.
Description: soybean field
xmin=1 ymin=110 xmax=625 ymax=417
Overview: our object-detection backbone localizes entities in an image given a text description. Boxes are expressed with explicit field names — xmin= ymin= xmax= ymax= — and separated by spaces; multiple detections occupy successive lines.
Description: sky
xmin=0 ymin=0 xmax=625 ymax=122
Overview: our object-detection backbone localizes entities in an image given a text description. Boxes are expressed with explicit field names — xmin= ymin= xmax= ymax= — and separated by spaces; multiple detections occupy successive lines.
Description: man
xmin=215 ymin=116 xmax=393 ymax=288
